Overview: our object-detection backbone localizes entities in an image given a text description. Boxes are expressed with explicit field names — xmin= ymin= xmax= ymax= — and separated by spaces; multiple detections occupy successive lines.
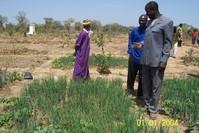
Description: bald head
xmin=139 ymin=14 xmax=148 ymax=30
xmin=139 ymin=14 xmax=148 ymax=23
xmin=145 ymin=1 xmax=160 ymax=20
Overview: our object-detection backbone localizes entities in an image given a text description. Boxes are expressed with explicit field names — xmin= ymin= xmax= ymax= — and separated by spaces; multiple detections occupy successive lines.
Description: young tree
xmin=95 ymin=32 xmax=111 ymax=74
xmin=15 ymin=11 xmax=28 ymax=36
xmin=5 ymin=23 xmax=15 ymax=36
xmin=91 ymin=20 xmax=102 ymax=31
xmin=0 ymin=15 xmax=7 ymax=30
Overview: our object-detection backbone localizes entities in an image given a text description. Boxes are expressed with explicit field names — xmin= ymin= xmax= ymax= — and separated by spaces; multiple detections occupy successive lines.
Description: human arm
xmin=127 ymin=29 xmax=134 ymax=53
xmin=73 ymin=32 xmax=84 ymax=56
xmin=160 ymin=21 xmax=174 ymax=68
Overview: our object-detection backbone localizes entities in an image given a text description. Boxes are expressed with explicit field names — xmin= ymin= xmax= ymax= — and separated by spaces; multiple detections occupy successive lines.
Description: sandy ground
xmin=0 ymin=36 xmax=198 ymax=132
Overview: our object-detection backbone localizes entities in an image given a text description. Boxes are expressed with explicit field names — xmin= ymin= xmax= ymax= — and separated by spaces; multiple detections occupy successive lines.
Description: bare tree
xmin=15 ymin=11 xmax=28 ymax=36
xmin=16 ymin=11 xmax=28 ymax=26
xmin=0 ymin=15 xmax=7 ymax=28
xmin=74 ymin=21 xmax=81 ymax=31
xmin=64 ymin=18 xmax=75 ymax=31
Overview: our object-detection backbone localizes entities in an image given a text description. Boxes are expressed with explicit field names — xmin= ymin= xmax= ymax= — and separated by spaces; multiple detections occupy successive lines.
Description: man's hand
xmin=73 ymin=45 xmax=79 ymax=56
xmin=159 ymin=62 xmax=167 ymax=68
xmin=73 ymin=51 xmax=76 ymax=56
xmin=135 ymin=42 xmax=143 ymax=48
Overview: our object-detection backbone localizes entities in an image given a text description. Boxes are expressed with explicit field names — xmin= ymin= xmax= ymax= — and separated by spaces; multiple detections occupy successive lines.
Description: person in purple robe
xmin=73 ymin=19 xmax=92 ymax=80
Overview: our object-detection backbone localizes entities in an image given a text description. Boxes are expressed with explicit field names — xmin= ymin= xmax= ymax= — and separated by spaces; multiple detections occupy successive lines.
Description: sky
xmin=0 ymin=0 xmax=198 ymax=28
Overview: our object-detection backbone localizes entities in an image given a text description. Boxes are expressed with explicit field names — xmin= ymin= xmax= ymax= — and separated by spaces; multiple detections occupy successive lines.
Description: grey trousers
xmin=142 ymin=65 xmax=165 ymax=113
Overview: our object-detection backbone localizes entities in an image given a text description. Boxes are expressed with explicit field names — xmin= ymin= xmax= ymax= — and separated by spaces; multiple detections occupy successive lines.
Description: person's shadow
xmin=133 ymin=89 xmax=145 ymax=108
xmin=134 ymin=97 xmax=145 ymax=108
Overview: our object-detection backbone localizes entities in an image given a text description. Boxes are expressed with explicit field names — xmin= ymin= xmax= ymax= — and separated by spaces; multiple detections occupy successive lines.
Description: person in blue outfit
xmin=127 ymin=14 xmax=148 ymax=98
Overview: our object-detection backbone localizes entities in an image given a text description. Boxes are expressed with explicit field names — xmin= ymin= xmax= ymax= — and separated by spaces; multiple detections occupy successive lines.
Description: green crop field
xmin=52 ymin=55 xmax=128 ymax=69
xmin=0 ymin=77 xmax=169 ymax=133
xmin=161 ymin=77 xmax=199 ymax=132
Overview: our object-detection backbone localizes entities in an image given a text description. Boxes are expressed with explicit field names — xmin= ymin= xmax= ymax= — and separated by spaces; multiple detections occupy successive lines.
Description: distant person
xmin=191 ymin=29 xmax=198 ymax=45
xmin=171 ymin=26 xmax=178 ymax=58
xmin=176 ymin=24 xmax=183 ymax=47
xmin=141 ymin=1 xmax=173 ymax=119
xmin=73 ymin=19 xmax=92 ymax=80
xmin=127 ymin=14 xmax=148 ymax=98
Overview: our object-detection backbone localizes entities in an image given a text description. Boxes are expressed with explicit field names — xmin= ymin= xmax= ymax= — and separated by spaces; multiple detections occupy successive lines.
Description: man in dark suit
xmin=141 ymin=1 xmax=173 ymax=119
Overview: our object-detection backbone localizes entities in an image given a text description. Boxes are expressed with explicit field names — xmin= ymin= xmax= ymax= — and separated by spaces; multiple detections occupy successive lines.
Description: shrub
xmin=94 ymin=32 xmax=111 ymax=74
xmin=0 ymin=69 xmax=24 ymax=88
xmin=90 ymin=54 xmax=128 ymax=68
xmin=52 ymin=56 xmax=75 ymax=69
xmin=181 ymin=49 xmax=199 ymax=66
xmin=52 ymin=55 xmax=128 ymax=69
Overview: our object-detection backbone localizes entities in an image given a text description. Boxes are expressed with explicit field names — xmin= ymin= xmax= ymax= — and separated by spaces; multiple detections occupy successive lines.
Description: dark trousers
xmin=142 ymin=65 xmax=165 ymax=113
xmin=192 ymin=38 xmax=196 ymax=45
xmin=197 ymin=38 xmax=199 ymax=45
xmin=127 ymin=56 xmax=142 ymax=96
xmin=178 ymin=40 xmax=182 ymax=47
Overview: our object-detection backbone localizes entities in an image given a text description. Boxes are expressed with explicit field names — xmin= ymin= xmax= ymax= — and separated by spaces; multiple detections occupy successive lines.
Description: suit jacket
xmin=141 ymin=15 xmax=173 ymax=67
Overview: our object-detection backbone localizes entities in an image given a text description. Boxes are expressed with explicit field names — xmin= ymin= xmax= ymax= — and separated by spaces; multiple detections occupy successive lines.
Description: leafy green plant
xmin=94 ymin=32 xmax=111 ymax=74
xmin=7 ymin=71 xmax=24 ymax=81
xmin=181 ymin=49 xmax=199 ymax=66
xmin=0 ymin=111 xmax=13 ymax=129
xmin=0 ymin=69 xmax=24 ymax=88
xmin=95 ymin=32 xmax=105 ymax=54
xmin=94 ymin=54 xmax=111 ymax=74
xmin=52 ymin=55 xmax=128 ymax=70
xmin=0 ymin=97 xmax=20 ymax=131
xmin=186 ymin=122 xmax=199 ymax=133
xmin=52 ymin=56 xmax=75 ymax=69
xmin=89 ymin=54 xmax=128 ymax=68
